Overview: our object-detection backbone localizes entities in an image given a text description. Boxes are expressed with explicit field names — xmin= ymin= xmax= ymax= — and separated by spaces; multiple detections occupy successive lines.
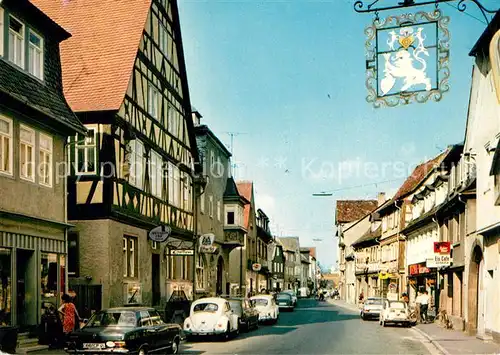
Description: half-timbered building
xmin=0 ymin=0 xmax=86 ymax=330
xmin=33 ymin=0 xmax=200 ymax=312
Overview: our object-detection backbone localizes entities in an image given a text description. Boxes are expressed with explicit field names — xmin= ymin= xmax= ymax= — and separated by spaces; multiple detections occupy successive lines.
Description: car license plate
xmin=83 ymin=343 xmax=105 ymax=349
xmin=279 ymin=302 xmax=286 ymax=305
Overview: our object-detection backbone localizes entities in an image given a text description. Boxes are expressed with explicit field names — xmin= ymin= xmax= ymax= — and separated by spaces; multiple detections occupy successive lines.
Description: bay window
xmin=8 ymin=15 xmax=24 ymax=68
xmin=39 ymin=133 xmax=52 ymax=187
xmin=20 ymin=125 xmax=35 ymax=181
xmin=0 ymin=116 xmax=12 ymax=175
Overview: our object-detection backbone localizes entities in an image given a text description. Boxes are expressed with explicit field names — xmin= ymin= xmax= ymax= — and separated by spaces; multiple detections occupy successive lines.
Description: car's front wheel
xmin=166 ymin=337 xmax=180 ymax=354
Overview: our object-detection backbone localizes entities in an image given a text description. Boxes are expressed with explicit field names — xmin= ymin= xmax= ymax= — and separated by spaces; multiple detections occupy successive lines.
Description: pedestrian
xmin=420 ymin=291 xmax=430 ymax=323
xmin=401 ymin=292 xmax=409 ymax=304
xmin=58 ymin=294 xmax=81 ymax=337
xmin=358 ymin=291 xmax=364 ymax=306
xmin=42 ymin=303 xmax=63 ymax=349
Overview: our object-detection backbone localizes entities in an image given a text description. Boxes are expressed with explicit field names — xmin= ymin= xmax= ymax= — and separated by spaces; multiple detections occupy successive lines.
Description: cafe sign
xmin=426 ymin=241 xmax=452 ymax=267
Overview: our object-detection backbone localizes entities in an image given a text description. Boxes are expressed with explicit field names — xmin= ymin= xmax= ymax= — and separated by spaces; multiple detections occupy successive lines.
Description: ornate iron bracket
xmin=354 ymin=0 xmax=498 ymax=24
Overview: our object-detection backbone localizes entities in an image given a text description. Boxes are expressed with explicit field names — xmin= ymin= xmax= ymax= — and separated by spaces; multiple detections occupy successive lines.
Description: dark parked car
xmin=65 ymin=307 xmax=181 ymax=354
xmin=225 ymin=298 xmax=259 ymax=331
xmin=276 ymin=293 xmax=294 ymax=311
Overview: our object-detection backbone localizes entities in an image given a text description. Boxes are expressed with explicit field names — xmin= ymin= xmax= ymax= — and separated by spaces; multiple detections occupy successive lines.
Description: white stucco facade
xmin=462 ymin=35 xmax=500 ymax=341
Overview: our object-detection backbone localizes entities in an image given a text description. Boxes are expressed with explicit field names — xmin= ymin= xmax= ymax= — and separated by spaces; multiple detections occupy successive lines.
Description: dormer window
xmin=28 ymin=30 xmax=43 ymax=80
xmin=8 ymin=15 xmax=24 ymax=68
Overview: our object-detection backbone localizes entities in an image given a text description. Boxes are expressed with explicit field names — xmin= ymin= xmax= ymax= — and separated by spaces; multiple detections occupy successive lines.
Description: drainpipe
xmin=432 ymin=216 xmax=440 ymax=315
xmin=394 ymin=201 xmax=403 ymax=297
xmin=63 ymin=140 xmax=70 ymax=296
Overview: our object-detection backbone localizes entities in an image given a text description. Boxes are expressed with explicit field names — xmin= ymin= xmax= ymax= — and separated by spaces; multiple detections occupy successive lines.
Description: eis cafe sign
xmin=426 ymin=242 xmax=452 ymax=268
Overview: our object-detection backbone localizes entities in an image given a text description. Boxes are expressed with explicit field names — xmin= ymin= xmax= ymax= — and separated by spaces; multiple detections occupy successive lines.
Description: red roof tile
xmin=335 ymin=200 xmax=378 ymax=224
xmin=237 ymin=181 xmax=253 ymax=228
xmin=393 ymin=150 xmax=448 ymax=200
xmin=30 ymin=0 xmax=151 ymax=112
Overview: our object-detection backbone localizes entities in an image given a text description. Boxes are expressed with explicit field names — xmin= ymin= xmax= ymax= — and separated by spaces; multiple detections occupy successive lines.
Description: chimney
xmin=377 ymin=192 xmax=386 ymax=206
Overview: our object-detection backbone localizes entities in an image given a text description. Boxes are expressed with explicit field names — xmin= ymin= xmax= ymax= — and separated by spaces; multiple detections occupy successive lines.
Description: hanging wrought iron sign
xmin=365 ymin=9 xmax=450 ymax=108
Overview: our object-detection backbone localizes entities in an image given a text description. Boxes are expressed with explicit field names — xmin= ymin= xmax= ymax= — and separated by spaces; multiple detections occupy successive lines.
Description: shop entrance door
xmin=17 ymin=249 xmax=36 ymax=329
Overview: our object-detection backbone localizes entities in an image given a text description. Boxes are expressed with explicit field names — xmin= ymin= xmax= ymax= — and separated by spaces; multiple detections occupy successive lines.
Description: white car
xmin=250 ymin=294 xmax=279 ymax=323
xmin=183 ymin=297 xmax=240 ymax=339
xmin=379 ymin=299 xmax=411 ymax=327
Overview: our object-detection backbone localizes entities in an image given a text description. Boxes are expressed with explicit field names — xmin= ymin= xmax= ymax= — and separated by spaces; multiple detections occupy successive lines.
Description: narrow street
xmin=181 ymin=299 xmax=434 ymax=355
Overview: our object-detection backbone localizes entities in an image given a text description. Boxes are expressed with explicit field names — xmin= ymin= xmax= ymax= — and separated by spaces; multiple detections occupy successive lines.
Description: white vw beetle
xmin=250 ymin=294 xmax=279 ymax=323
xmin=183 ymin=297 xmax=239 ymax=339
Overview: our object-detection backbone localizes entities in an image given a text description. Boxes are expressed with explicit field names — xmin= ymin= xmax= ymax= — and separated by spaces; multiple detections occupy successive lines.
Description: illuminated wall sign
xmin=365 ymin=9 xmax=450 ymax=108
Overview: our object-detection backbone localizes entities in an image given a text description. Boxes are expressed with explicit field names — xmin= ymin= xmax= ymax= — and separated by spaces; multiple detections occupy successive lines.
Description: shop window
xmin=68 ymin=232 xmax=79 ymax=277
xmin=0 ymin=248 xmax=11 ymax=325
xmin=41 ymin=253 xmax=58 ymax=306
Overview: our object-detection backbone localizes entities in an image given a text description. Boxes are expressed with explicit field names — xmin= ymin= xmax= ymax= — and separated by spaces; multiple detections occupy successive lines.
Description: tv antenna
xmin=224 ymin=131 xmax=248 ymax=155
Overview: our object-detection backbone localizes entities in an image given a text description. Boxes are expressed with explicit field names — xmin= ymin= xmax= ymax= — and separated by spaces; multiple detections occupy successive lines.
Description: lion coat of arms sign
xmin=365 ymin=9 xmax=450 ymax=108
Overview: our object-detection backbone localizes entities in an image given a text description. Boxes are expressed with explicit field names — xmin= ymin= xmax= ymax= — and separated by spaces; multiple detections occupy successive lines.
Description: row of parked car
xmin=183 ymin=290 xmax=299 ymax=341
xmin=59 ymin=291 xmax=299 ymax=355
xmin=359 ymin=297 xmax=415 ymax=327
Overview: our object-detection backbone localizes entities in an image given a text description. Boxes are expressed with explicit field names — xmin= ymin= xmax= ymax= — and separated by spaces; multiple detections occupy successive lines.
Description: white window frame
xmin=217 ymin=200 xmax=221 ymax=221
xmin=38 ymin=133 xmax=53 ymax=187
xmin=0 ymin=115 xmax=13 ymax=176
xmin=123 ymin=236 xmax=137 ymax=278
xmin=129 ymin=139 xmax=145 ymax=190
xmin=149 ymin=150 xmax=162 ymax=198
xmin=159 ymin=23 xmax=168 ymax=55
xmin=209 ymin=195 xmax=213 ymax=218
xmin=19 ymin=124 xmax=35 ymax=182
xmin=167 ymin=105 xmax=178 ymax=137
xmin=226 ymin=207 xmax=235 ymax=225
xmin=75 ymin=127 xmax=97 ymax=175
xmin=28 ymin=29 xmax=43 ymax=80
xmin=0 ymin=7 xmax=4 ymax=58
xmin=200 ymin=194 xmax=205 ymax=214
xmin=8 ymin=15 xmax=24 ymax=68
xmin=147 ymin=83 xmax=159 ymax=120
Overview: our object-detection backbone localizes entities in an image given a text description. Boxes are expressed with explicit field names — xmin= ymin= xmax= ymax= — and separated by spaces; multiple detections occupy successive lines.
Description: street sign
xmin=200 ymin=245 xmax=217 ymax=254
xmin=169 ymin=249 xmax=194 ymax=256
xmin=426 ymin=255 xmax=451 ymax=268
xmin=149 ymin=225 xmax=171 ymax=243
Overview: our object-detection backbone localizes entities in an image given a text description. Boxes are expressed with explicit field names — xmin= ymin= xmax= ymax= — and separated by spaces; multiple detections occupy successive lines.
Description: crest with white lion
xmin=364 ymin=10 xmax=450 ymax=108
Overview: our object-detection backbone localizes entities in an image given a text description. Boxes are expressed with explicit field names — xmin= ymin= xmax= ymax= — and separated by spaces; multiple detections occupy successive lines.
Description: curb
xmin=412 ymin=325 xmax=450 ymax=355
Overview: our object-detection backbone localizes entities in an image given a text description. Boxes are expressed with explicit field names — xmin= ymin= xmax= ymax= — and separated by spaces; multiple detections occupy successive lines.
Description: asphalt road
xmin=182 ymin=298 xmax=436 ymax=355
xmin=34 ymin=299 xmax=436 ymax=355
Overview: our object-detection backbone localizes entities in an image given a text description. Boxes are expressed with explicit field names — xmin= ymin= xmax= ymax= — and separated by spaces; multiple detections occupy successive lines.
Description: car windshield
xmin=193 ymin=303 xmax=219 ymax=312
xmin=252 ymin=298 xmax=268 ymax=306
xmin=277 ymin=294 xmax=291 ymax=300
xmin=365 ymin=298 xmax=383 ymax=305
xmin=85 ymin=311 xmax=136 ymax=327
xmin=389 ymin=302 xmax=406 ymax=309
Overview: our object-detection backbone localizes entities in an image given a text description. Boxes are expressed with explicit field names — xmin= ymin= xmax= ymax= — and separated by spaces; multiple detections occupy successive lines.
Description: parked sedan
xmin=183 ymin=297 xmax=239 ymax=340
xmin=250 ymin=294 xmax=279 ymax=324
xmin=379 ymin=299 xmax=411 ymax=327
xmin=225 ymin=298 xmax=259 ymax=331
xmin=276 ymin=293 xmax=294 ymax=311
xmin=65 ymin=307 xmax=181 ymax=354
xmin=281 ymin=290 xmax=297 ymax=306
xmin=360 ymin=297 xmax=384 ymax=320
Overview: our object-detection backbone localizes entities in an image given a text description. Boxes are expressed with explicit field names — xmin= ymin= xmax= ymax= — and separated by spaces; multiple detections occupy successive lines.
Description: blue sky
xmin=178 ymin=0 xmax=497 ymax=270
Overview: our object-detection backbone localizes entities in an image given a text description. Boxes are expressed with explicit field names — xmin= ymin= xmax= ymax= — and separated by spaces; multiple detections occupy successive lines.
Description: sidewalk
xmin=326 ymin=298 xmax=361 ymax=313
xmin=414 ymin=322 xmax=500 ymax=355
